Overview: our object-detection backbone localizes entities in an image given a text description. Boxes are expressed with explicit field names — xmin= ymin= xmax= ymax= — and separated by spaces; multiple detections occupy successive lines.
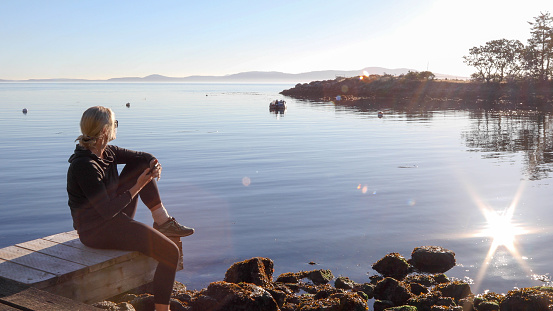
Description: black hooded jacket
xmin=67 ymin=144 xmax=155 ymax=234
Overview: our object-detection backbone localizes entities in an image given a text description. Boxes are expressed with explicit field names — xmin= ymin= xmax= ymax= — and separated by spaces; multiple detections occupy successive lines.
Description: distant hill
xmin=1 ymin=68 xmax=467 ymax=83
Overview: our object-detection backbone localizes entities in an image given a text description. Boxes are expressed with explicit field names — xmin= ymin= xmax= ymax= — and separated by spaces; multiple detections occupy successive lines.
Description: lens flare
xmin=468 ymin=181 xmax=534 ymax=293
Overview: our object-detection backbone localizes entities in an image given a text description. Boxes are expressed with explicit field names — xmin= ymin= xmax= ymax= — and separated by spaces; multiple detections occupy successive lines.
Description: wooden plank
xmin=0 ymin=277 xmax=100 ymax=311
xmin=44 ymin=231 xmax=133 ymax=259
xmin=16 ymin=238 xmax=137 ymax=273
xmin=42 ymin=231 xmax=79 ymax=243
xmin=42 ymin=255 xmax=157 ymax=303
xmin=0 ymin=258 xmax=56 ymax=286
xmin=0 ymin=303 xmax=20 ymax=310
xmin=17 ymin=239 xmax=114 ymax=268
xmin=0 ymin=246 xmax=86 ymax=279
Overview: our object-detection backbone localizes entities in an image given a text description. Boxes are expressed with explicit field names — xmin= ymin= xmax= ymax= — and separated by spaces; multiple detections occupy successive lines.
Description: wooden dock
xmin=0 ymin=276 xmax=100 ymax=310
xmin=0 ymin=230 xmax=182 ymax=306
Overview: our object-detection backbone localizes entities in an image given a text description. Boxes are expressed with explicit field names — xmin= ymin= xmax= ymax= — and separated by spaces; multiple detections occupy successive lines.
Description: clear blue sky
xmin=1 ymin=0 xmax=551 ymax=80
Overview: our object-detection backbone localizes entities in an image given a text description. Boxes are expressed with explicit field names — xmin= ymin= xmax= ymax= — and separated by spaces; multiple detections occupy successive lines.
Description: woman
xmin=67 ymin=106 xmax=193 ymax=311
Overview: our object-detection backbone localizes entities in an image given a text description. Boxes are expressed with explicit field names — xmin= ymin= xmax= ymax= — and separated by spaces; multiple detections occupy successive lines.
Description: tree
xmin=418 ymin=71 xmax=436 ymax=80
xmin=464 ymin=39 xmax=524 ymax=83
xmin=526 ymin=12 xmax=553 ymax=81
xmin=464 ymin=45 xmax=494 ymax=82
xmin=401 ymin=70 xmax=436 ymax=81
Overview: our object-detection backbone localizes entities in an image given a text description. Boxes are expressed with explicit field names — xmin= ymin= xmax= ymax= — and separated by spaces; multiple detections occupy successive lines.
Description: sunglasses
xmin=114 ymin=120 xmax=119 ymax=128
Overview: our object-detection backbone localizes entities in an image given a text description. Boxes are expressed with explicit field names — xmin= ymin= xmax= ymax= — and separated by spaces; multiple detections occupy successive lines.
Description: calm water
xmin=1 ymin=82 xmax=553 ymax=294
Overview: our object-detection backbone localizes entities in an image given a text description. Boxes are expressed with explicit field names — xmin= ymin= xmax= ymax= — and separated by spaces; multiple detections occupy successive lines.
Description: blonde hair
xmin=75 ymin=106 xmax=116 ymax=149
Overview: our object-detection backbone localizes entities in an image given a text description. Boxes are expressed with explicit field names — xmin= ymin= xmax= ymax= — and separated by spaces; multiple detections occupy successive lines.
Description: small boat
xmin=269 ymin=100 xmax=286 ymax=110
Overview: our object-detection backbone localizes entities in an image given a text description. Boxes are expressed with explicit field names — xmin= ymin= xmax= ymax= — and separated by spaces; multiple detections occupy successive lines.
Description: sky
xmin=1 ymin=0 xmax=552 ymax=80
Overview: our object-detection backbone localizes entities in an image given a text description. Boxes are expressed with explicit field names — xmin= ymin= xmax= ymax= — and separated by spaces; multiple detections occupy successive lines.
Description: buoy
xmin=22 ymin=108 xmax=28 ymax=114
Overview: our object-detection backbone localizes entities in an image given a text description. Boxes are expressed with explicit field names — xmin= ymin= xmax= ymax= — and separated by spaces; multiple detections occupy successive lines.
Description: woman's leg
xmin=118 ymin=160 xmax=162 ymax=214
xmin=79 ymin=214 xmax=179 ymax=305
xmin=118 ymin=159 xmax=194 ymax=237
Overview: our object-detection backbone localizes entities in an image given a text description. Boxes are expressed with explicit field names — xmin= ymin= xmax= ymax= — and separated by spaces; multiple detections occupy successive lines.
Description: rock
xmin=168 ymin=298 xmax=188 ymax=311
xmin=297 ymin=292 xmax=368 ymax=311
xmin=499 ymin=287 xmax=553 ymax=311
xmin=356 ymin=291 xmax=369 ymax=301
xmin=336 ymin=292 xmax=369 ymax=311
xmin=432 ymin=273 xmax=450 ymax=284
xmin=114 ymin=302 xmax=135 ymax=310
xmin=306 ymin=269 xmax=334 ymax=285
xmin=224 ymin=257 xmax=274 ymax=286
xmin=313 ymin=284 xmax=342 ymax=299
xmin=191 ymin=294 xmax=218 ymax=310
xmin=478 ymin=301 xmax=500 ymax=311
xmin=335 ymin=276 xmax=356 ymax=289
xmin=384 ymin=306 xmax=417 ymax=311
xmin=354 ymin=283 xmax=375 ymax=299
xmin=276 ymin=272 xmax=301 ymax=283
xmin=459 ymin=297 xmax=475 ymax=310
xmin=404 ymin=274 xmax=435 ymax=287
xmin=410 ymin=246 xmax=456 ymax=273
xmin=430 ymin=306 xmax=462 ymax=310
xmin=370 ymin=275 xmax=384 ymax=284
xmin=435 ymin=281 xmax=472 ymax=301
xmin=434 ymin=296 xmax=455 ymax=307
xmin=193 ymin=281 xmax=279 ymax=311
xmin=92 ymin=301 xmax=119 ymax=310
xmin=409 ymin=282 xmax=429 ymax=296
xmin=374 ymin=277 xmax=413 ymax=306
xmin=372 ymin=252 xmax=411 ymax=279
xmin=406 ymin=292 xmax=442 ymax=310
xmin=173 ymin=292 xmax=193 ymax=303
xmin=374 ymin=300 xmax=395 ymax=311
xmin=266 ymin=288 xmax=287 ymax=307
xmin=129 ymin=295 xmax=154 ymax=311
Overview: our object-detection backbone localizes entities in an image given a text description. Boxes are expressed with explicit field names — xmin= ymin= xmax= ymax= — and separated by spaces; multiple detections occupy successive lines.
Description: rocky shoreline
xmin=92 ymin=246 xmax=553 ymax=311
xmin=280 ymin=75 xmax=553 ymax=110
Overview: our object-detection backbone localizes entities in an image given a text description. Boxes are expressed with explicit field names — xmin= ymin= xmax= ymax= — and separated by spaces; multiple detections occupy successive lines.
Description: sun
xmin=480 ymin=207 xmax=524 ymax=252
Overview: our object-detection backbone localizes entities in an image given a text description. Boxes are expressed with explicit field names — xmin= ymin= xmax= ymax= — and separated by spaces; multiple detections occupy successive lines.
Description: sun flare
xmin=468 ymin=181 xmax=535 ymax=293
xmin=480 ymin=208 xmax=525 ymax=252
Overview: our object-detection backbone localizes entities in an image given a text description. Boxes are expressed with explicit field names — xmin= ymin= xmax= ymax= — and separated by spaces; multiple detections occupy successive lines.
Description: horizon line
xmin=0 ymin=67 xmax=469 ymax=82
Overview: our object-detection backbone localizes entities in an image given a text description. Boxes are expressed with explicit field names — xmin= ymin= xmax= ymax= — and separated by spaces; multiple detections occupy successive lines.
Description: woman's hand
xmin=129 ymin=167 xmax=155 ymax=198
xmin=149 ymin=159 xmax=162 ymax=181
xmin=129 ymin=160 xmax=162 ymax=199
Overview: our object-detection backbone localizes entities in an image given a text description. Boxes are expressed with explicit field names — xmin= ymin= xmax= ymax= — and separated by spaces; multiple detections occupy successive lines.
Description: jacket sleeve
xmin=109 ymin=145 xmax=156 ymax=165
xmin=70 ymin=158 xmax=132 ymax=220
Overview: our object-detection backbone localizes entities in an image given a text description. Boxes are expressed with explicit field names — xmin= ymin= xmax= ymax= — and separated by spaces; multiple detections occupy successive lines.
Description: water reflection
xmin=463 ymin=110 xmax=553 ymax=180
xmin=293 ymin=97 xmax=455 ymax=122
xmin=269 ymin=108 xmax=285 ymax=118
xmin=294 ymin=97 xmax=553 ymax=180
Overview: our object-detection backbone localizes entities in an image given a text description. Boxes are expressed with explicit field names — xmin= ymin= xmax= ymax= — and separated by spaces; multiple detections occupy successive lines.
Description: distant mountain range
xmin=0 ymin=67 xmax=466 ymax=83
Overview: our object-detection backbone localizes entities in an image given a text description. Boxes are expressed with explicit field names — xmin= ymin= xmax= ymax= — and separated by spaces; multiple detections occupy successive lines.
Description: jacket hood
xmin=68 ymin=145 xmax=92 ymax=163
xmin=69 ymin=144 xmax=115 ymax=165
